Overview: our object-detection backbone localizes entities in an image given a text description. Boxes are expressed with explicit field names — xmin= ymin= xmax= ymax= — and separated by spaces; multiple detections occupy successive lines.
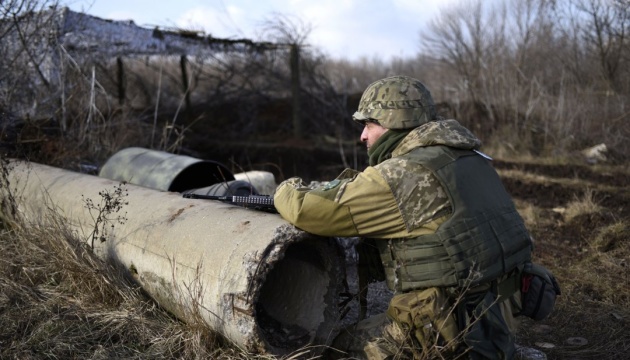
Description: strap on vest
xmin=423 ymin=148 xmax=475 ymax=171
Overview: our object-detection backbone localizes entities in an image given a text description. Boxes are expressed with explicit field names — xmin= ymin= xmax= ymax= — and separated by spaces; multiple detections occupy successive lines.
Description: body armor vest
xmin=378 ymin=146 xmax=532 ymax=292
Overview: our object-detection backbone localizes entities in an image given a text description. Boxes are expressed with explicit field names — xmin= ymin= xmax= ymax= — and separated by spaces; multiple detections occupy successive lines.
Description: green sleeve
xmin=273 ymin=168 xmax=409 ymax=238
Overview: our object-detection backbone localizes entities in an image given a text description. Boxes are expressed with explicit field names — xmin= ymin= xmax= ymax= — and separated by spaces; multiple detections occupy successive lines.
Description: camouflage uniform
xmin=274 ymin=76 xmax=532 ymax=359
xmin=274 ymin=119 xmax=478 ymax=239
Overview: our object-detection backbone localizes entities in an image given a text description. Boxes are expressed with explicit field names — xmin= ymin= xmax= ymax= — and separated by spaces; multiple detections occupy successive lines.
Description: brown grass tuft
xmin=0 ymin=199 xmax=276 ymax=359
xmin=563 ymin=189 xmax=603 ymax=223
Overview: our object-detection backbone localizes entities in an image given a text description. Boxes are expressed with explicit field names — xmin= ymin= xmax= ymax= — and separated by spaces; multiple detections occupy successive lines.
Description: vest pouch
xmin=464 ymin=291 xmax=516 ymax=359
xmin=386 ymin=288 xmax=459 ymax=354
xmin=517 ymin=262 xmax=561 ymax=321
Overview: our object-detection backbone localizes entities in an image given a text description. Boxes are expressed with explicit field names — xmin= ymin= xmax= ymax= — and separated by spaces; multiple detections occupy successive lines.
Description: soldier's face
xmin=360 ymin=122 xmax=388 ymax=150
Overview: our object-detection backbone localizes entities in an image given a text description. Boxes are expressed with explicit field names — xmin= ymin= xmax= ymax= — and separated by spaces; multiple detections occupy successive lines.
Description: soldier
xmin=273 ymin=75 xmax=533 ymax=359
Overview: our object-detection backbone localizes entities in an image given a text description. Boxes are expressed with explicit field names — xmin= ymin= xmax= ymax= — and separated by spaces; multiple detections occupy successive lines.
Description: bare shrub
xmin=82 ymin=182 xmax=129 ymax=250
xmin=0 ymin=0 xmax=60 ymax=115
xmin=419 ymin=0 xmax=629 ymax=159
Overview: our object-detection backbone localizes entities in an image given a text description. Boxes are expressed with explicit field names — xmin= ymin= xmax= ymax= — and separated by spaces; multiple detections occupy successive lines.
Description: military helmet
xmin=352 ymin=75 xmax=437 ymax=130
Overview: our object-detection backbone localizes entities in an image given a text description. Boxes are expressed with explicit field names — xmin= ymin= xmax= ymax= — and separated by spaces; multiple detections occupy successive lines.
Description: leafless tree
xmin=572 ymin=0 xmax=629 ymax=92
xmin=418 ymin=0 xmax=628 ymax=157
xmin=0 ymin=0 xmax=60 ymax=117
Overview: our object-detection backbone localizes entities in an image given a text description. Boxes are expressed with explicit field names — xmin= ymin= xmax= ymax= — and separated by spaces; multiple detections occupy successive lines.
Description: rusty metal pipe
xmin=3 ymin=160 xmax=344 ymax=355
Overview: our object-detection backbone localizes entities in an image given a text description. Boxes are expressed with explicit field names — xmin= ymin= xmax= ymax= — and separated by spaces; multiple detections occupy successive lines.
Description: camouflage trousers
xmin=330 ymin=292 xmax=521 ymax=360
xmin=331 ymin=313 xmax=414 ymax=360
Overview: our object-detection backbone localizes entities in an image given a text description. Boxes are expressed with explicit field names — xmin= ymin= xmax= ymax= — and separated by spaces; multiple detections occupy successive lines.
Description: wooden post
xmin=180 ymin=55 xmax=191 ymax=111
xmin=116 ymin=57 xmax=125 ymax=105
xmin=290 ymin=44 xmax=302 ymax=138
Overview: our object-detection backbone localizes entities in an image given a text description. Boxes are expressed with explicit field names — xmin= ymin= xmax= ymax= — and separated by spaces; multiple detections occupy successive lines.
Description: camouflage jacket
xmin=273 ymin=119 xmax=481 ymax=238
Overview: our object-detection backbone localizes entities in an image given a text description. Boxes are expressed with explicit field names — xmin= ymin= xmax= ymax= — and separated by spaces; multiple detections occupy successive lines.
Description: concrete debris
xmin=581 ymin=143 xmax=608 ymax=164
xmin=565 ymin=337 xmax=588 ymax=346
xmin=551 ymin=207 xmax=566 ymax=214
xmin=610 ymin=312 xmax=624 ymax=322
xmin=531 ymin=324 xmax=553 ymax=334
xmin=516 ymin=344 xmax=548 ymax=360
xmin=534 ymin=342 xmax=556 ymax=349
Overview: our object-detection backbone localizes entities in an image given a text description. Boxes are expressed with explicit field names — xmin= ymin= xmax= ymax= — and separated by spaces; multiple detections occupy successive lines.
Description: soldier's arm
xmin=273 ymin=167 xmax=409 ymax=238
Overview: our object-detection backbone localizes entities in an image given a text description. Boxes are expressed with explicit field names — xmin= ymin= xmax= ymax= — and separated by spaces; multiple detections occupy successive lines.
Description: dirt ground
xmin=494 ymin=159 xmax=629 ymax=359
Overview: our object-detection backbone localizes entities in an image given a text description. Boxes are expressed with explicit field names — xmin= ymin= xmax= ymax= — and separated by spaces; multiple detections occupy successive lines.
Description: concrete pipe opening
xmin=255 ymin=238 xmax=343 ymax=354
xmin=166 ymin=161 xmax=233 ymax=192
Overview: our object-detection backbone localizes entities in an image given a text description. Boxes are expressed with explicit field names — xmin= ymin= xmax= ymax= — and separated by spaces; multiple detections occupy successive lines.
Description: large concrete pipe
xmin=98 ymin=147 xmax=235 ymax=192
xmin=234 ymin=171 xmax=278 ymax=196
xmin=3 ymin=160 xmax=345 ymax=356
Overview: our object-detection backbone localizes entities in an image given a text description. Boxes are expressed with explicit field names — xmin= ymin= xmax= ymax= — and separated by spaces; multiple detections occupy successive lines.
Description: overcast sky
xmin=64 ymin=0 xmax=460 ymax=61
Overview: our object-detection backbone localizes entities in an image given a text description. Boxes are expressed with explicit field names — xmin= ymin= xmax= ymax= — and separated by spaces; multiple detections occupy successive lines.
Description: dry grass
xmin=513 ymin=200 xmax=546 ymax=229
xmin=0 ymin=200 xmax=281 ymax=359
xmin=572 ymin=220 xmax=630 ymax=305
xmin=561 ymin=189 xmax=604 ymax=223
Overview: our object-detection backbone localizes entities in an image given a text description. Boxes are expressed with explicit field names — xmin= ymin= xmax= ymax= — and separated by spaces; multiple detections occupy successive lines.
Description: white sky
xmin=64 ymin=0 xmax=460 ymax=61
